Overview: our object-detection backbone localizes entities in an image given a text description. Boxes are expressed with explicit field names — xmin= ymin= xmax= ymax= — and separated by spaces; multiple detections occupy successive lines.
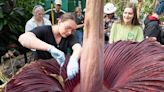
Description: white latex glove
xmin=67 ymin=55 xmax=79 ymax=80
xmin=48 ymin=46 xmax=65 ymax=67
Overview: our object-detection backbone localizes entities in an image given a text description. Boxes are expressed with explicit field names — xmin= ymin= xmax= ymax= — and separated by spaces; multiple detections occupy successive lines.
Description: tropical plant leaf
xmin=0 ymin=0 xmax=44 ymax=57
xmin=0 ymin=20 xmax=3 ymax=31
xmin=13 ymin=7 xmax=24 ymax=16
xmin=0 ymin=2 xmax=4 ymax=6
xmin=0 ymin=8 xmax=4 ymax=18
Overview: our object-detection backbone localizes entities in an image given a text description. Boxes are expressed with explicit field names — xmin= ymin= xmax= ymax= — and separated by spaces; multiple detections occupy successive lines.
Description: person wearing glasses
xmin=19 ymin=13 xmax=81 ymax=80
xmin=103 ymin=3 xmax=117 ymax=44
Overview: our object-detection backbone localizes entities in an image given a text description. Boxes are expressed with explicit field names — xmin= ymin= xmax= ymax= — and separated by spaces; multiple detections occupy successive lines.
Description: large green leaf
xmin=13 ymin=7 xmax=24 ymax=16
xmin=0 ymin=2 xmax=4 ymax=5
xmin=0 ymin=18 xmax=7 ymax=31
xmin=0 ymin=20 xmax=3 ymax=31
xmin=0 ymin=7 xmax=4 ymax=18
xmin=0 ymin=0 xmax=44 ymax=56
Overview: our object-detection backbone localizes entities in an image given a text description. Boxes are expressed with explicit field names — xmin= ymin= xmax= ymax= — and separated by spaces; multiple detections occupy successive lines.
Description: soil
xmin=0 ymin=52 xmax=33 ymax=83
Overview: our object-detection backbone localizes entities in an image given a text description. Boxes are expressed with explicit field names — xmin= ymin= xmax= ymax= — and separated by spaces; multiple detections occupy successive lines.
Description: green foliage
xmin=104 ymin=0 xmax=156 ymax=20
xmin=115 ymin=1 xmax=127 ymax=17
xmin=0 ymin=0 xmax=44 ymax=56
xmin=16 ymin=0 xmax=45 ymax=20
xmin=160 ymin=16 xmax=164 ymax=22
xmin=104 ymin=0 xmax=129 ymax=18
xmin=142 ymin=0 xmax=154 ymax=14
xmin=0 ymin=0 xmax=24 ymax=55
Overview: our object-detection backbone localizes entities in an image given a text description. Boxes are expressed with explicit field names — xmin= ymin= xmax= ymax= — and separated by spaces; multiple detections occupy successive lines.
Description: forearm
xmin=77 ymin=24 xmax=84 ymax=29
xmin=18 ymin=32 xmax=52 ymax=51
xmin=72 ymin=43 xmax=82 ymax=58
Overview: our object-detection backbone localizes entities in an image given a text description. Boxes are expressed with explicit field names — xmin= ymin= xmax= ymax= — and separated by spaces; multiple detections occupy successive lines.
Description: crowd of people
xmin=18 ymin=0 xmax=164 ymax=80
xmin=104 ymin=0 xmax=164 ymax=45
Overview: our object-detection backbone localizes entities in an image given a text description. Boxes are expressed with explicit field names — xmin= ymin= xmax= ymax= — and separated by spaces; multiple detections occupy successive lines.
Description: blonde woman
xmin=74 ymin=7 xmax=84 ymax=44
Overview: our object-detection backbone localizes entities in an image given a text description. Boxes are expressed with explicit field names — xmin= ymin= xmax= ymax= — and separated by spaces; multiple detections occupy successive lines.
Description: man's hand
xmin=67 ymin=55 xmax=79 ymax=80
xmin=48 ymin=46 xmax=65 ymax=67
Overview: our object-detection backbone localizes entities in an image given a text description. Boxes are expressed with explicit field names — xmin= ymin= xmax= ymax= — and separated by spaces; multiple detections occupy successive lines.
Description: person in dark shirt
xmin=49 ymin=0 xmax=64 ymax=24
xmin=18 ymin=13 xmax=81 ymax=80
xmin=144 ymin=0 xmax=164 ymax=44
xmin=74 ymin=7 xmax=84 ymax=44
xmin=103 ymin=3 xmax=117 ymax=44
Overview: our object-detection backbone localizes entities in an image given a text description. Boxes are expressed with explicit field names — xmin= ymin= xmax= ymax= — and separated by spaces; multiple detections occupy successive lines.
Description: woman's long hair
xmin=119 ymin=3 xmax=140 ymax=25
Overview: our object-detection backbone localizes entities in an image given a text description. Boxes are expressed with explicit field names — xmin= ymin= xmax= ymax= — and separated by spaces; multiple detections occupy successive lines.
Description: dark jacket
xmin=49 ymin=10 xmax=64 ymax=24
xmin=144 ymin=15 xmax=163 ymax=44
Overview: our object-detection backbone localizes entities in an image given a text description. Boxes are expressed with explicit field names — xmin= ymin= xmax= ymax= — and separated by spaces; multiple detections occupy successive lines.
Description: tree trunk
xmin=149 ymin=0 xmax=157 ymax=9
xmin=137 ymin=0 xmax=143 ymax=20
xmin=80 ymin=0 xmax=104 ymax=92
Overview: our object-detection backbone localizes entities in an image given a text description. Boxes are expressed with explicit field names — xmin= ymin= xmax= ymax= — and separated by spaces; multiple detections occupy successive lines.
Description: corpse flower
xmin=3 ymin=39 xmax=164 ymax=92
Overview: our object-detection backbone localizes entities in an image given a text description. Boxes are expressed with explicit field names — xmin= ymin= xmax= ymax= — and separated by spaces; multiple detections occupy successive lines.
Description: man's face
xmin=55 ymin=4 xmax=61 ymax=12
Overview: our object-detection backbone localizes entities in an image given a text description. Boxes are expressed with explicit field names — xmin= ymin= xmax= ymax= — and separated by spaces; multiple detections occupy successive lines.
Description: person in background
xmin=109 ymin=3 xmax=144 ymax=44
xmin=143 ymin=0 xmax=164 ymax=45
xmin=49 ymin=0 xmax=64 ymax=24
xmin=103 ymin=3 xmax=117 ymax=44
xmin=25 ymin=5 xmax=51 ymax=32
xmin=19 ymin=13 xmax=81 ymax=80
xmin=25 ymin=5 xmax=51 ymax=60
xmin=74 ymin=7 xmax=84 ymax=44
